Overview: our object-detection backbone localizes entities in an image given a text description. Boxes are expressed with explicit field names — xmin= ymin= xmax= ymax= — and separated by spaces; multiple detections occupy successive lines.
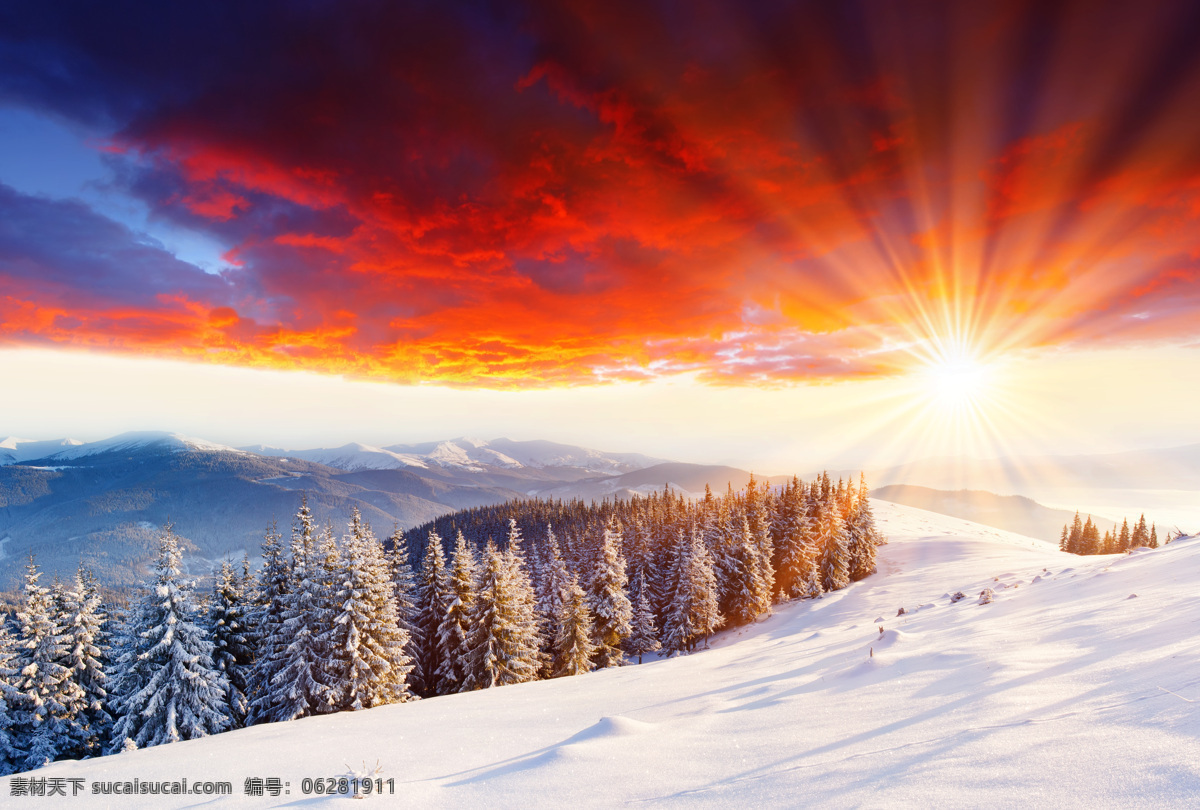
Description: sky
xmin=1 ymin=0 xmax=1199 ymax=471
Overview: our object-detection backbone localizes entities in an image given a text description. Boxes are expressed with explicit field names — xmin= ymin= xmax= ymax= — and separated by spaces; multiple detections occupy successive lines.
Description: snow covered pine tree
xmin=108 ymin=524 xmax=231 ymax=752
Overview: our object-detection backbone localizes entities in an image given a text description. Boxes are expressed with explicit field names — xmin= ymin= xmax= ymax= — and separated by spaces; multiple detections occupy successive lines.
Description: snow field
xmin=17 ymin=500 xmax=1200 ymax=808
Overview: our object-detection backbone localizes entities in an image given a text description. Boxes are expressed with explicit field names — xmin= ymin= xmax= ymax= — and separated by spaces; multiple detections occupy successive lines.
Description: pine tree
xmin=646 ymin=511 xmax=677 ymax=632
xmin=536 ymin=526 xmax=573 ymax=678
xmin=1 ymin=560 xmax=85 ymax=771
xmin=662 ymin=527 xmax=721 ymax=655
xmin=271 ymin=500 xmax=333 ymax=722
xmin=1132 ymin=514 xmax=1149 ymax=549
xmin=108 ymin=524 xmax=230 ymax=752
xmin=208 ymin=561 xmax=252 ymax=729
xmin=323 ymin=511 xmax=415 ymax=710
xmin=0 ymin=624 xmax=17 ymax=775
xmin=387 ymin=524 xmax=419 ymax=640
xmin=726 ymin=514 xmax=772 ymax=625
xmin=817 ymin=495 xmax=851 ymax=592
xmin=466 ymin=540 xmax=541 ymax=689
xmin=246 ymin=520 xmax=289 ymax=725
xmin=795 ymin=485 xmax=825 ymax=598
xmin=552 ymin=576 xmax=597 ymax=677
xmin=1082 ymin=517 xmax=1100 ymax=555
xmin=586 ymin=518 xmax=633 ymax=668
xmin=1118 ymin=518 xmax=1131 ymax=553
xmin=56 ymin=567 xmax=111 ymax=758
xmin=624 ymin=584 xmax=661 ymax=664
xmin=797 ymin=544 xmax=825 ymax=599
xmin=412 ymin=530 xmax=452 ymax=697
xmin=744 ymin=475 xmax=776 ymax=601
xmin=710 ymin=497 xmax=740 ymax=619
xmin=1069 ymin=512 xmax=1084 ymax=554
xmin=847 ymin=475 xmax=880 ymax=581
xmin=1149 ymin=524 xmax=1159 ymax=549
xmin=436 ymin=530 xmax=477 ymax=693
xmin=774 ymin=478 xmax=812 ymax=598
xmin=503 ymin=519 xmax=545 ymax=679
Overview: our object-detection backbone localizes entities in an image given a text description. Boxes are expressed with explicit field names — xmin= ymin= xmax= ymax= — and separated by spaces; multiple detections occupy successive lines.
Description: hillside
xmin=19 ymin=501 xmax=1200 ymax=806
xmin=871 ymin=483 xmax=1116 ymax=542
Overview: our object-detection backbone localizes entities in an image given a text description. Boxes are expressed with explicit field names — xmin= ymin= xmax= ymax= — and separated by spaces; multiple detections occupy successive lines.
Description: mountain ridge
xmin=0 ymin=432 xmax=665 ymax=589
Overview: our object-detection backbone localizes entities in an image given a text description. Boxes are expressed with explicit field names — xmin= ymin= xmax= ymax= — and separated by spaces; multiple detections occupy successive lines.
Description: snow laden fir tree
xmin=0 ymin=471 xmax=885 ymax=775
xmin=107 ymin=523 xmax=230 ymax=752
xmin=1 ymin=562 xmax=88 ymax=771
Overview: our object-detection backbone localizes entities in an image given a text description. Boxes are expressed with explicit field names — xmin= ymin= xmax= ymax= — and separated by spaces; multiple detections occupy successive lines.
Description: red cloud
xmin=3 ymin=0 xmax=1200 ymax=386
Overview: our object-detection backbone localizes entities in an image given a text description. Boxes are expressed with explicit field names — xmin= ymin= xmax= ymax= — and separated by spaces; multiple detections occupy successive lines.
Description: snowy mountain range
xmin=240 ymin=436 xmax=664 ymax=477
xmin=19 ymin=501 xmax=1199 ymax=806
xmin=0 ymin=432 xmax=667 ymax=589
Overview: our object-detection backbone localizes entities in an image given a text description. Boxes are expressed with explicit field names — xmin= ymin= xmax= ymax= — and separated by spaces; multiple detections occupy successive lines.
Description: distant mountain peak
xmin=38 ymin=431 xmax=247 ymax=462
xmin=238 ymin=436 xmax=664 ymax=477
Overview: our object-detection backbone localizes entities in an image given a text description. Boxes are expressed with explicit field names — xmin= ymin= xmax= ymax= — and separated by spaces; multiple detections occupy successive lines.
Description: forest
xmin=0 ymin=472 xmax=883 ymax=774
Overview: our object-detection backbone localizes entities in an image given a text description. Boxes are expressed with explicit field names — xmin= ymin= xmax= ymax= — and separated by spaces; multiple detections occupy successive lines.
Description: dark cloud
xmin=0 ymin=182 xmax=229 ymax=307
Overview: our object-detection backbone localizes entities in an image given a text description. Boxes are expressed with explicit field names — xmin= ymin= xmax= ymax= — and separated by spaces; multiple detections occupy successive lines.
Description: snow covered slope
xmin=19 ymin=501 xmax=1200 ymax=806
xmin=239 ymin=442 xmax=431 ymax=472
xmin=0 ymin=436 xmax=83 ymax=465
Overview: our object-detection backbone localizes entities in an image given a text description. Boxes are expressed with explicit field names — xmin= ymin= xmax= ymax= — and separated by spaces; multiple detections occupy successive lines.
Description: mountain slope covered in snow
xmin=0 ymin=433 xmax=522 ymax=587
xmin=871 ymin=483 xmax=1116 ymax=542
xmin=20 ymin=501 xmax=1200 ymax=806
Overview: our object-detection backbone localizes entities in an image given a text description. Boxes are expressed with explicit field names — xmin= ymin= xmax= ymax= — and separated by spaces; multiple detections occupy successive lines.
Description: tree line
xmin=1058 ymin=511 xmax=1162 ymax=555
xmin=0 ymin=472 xmax=884 ymax=774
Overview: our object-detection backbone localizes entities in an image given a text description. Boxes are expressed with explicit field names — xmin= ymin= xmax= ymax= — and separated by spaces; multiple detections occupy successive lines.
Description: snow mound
xmin=872 ymin=628 xmax=913 ymax=649
xmin=560 ymin=715 xmax=656 ymax=744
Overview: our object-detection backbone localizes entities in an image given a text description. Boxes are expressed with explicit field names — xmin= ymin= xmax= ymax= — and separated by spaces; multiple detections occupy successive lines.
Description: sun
xmin=903 ymin=336 xmax=1002 ymax=424
xmin=925 ymin=353 xmax=992 ymax=409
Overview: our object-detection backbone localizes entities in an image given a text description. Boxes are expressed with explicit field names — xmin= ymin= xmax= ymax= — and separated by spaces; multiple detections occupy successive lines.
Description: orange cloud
xmin=3 ymin=0 xmax=1200 ymax=387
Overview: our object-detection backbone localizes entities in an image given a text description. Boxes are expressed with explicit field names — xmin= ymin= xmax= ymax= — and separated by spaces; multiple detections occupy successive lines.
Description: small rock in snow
xmin=949 ymin=591 xmax=967 ymax=603
xmin=978 ymin=588 xmax=995 ymax=605
xmin=1127 ymin=593 xmax=1138 ymax=599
